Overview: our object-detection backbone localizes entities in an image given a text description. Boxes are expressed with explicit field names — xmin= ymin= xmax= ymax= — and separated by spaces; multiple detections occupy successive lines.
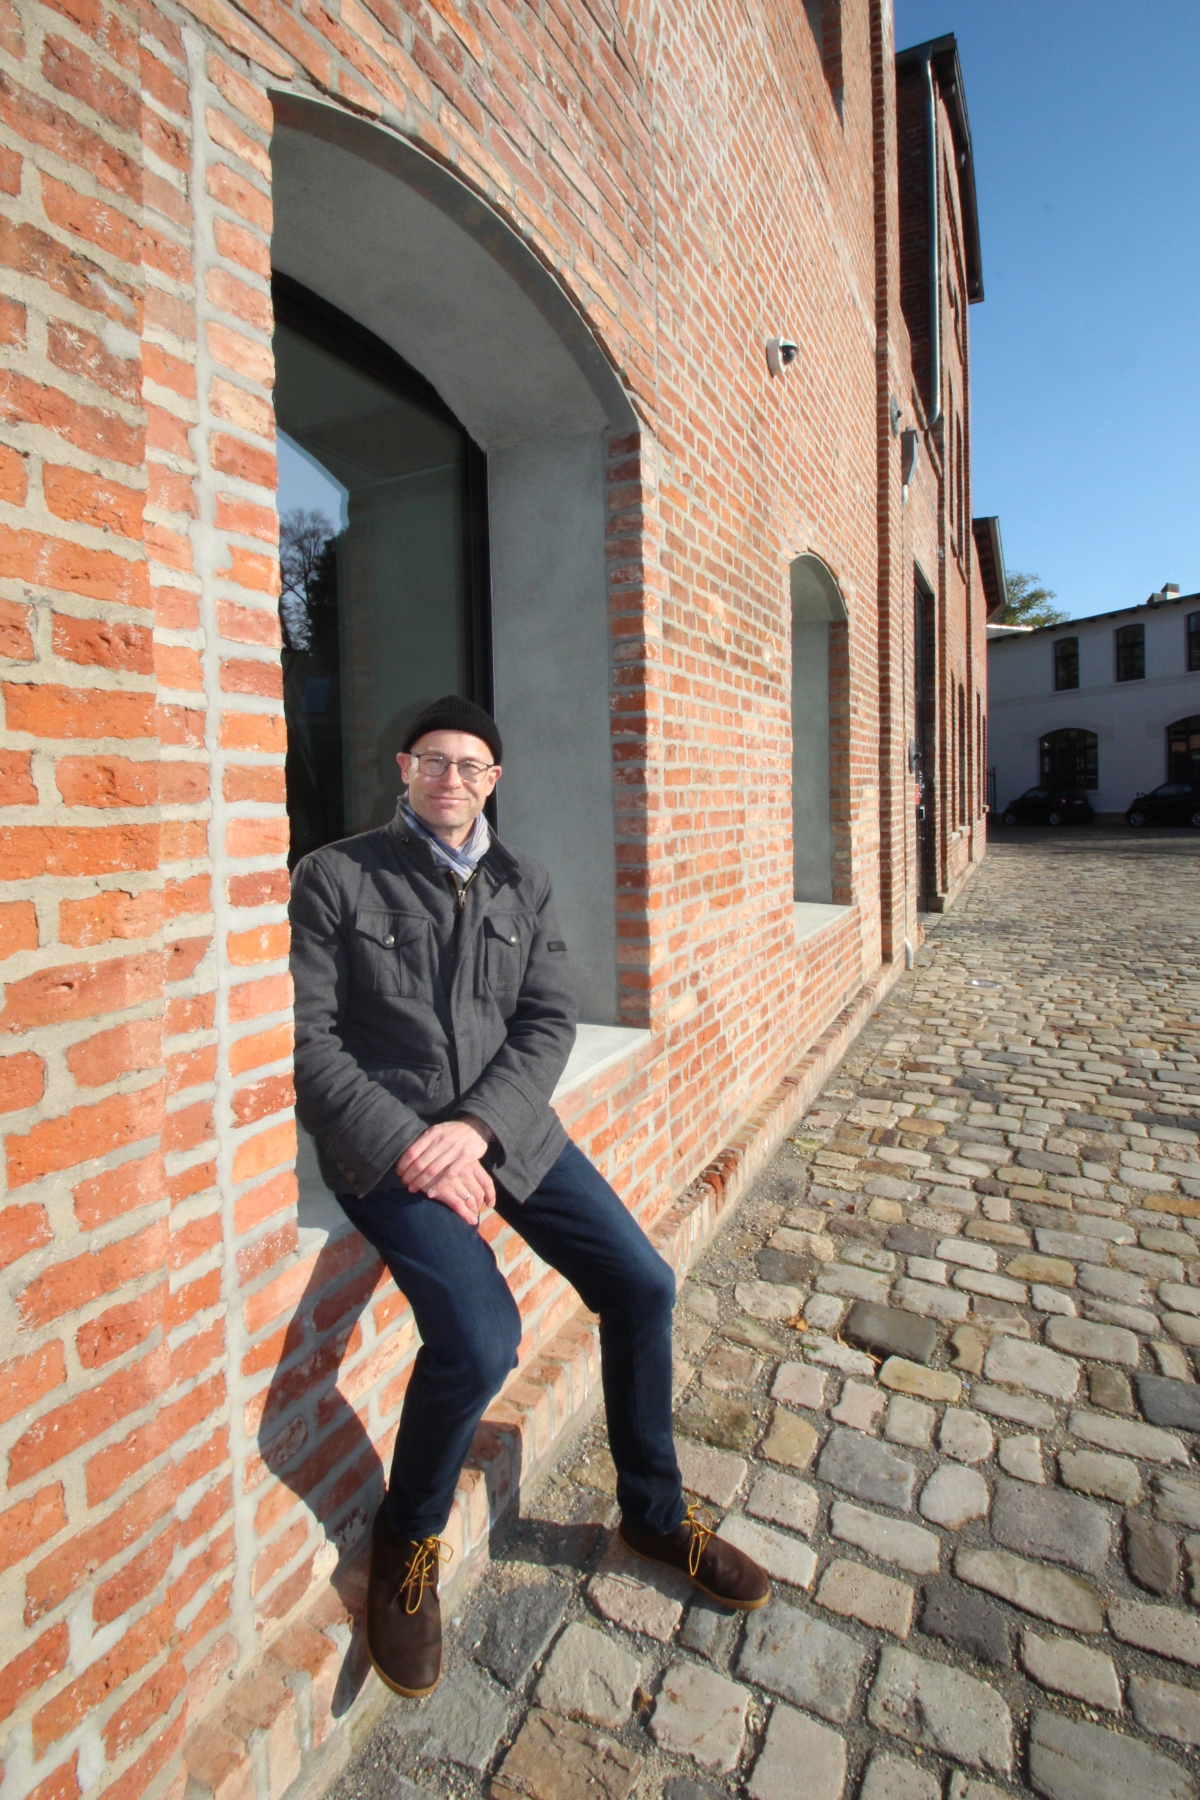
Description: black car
xmin=1001 ymin=787 xmax=1095 ymax=826
xmin=1126 ymin=782 xmax=1200 ymax=828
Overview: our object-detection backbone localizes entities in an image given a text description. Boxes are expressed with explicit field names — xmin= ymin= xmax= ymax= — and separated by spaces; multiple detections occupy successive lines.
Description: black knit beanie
xmin=401 ymin=695 xmax=502 ymax=763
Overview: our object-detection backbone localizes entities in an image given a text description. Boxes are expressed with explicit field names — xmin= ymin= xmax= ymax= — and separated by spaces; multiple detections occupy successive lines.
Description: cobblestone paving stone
xmin=324 ymin=831 xmax=1200 ymax=1800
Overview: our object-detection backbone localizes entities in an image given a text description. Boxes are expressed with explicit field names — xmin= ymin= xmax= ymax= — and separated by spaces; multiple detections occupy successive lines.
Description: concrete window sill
xmin=552 ymin=1023 xmax=653 ymax=1099
xmin=794 ymin=901 xmax=852 ymax=945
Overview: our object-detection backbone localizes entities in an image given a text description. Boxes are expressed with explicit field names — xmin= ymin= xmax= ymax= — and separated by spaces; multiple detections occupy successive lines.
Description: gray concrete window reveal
xmin=790 ymin=553 xmax=850 ymax=939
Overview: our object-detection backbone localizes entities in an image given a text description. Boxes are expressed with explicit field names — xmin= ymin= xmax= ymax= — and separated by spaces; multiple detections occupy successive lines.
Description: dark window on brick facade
xmin=1040 ymin=728 xmax=1098 ymax=791
xmin=272 ymin=275 xmax=490 ymax=867
xmin=1053 ymin=636 xmax=1079 ymax=691
xmin=1115 ymin=623 xmax=1145 ymax=682
xmin=1188 ymin=611 xmax=1200 ymax=672
xmin=803 ymin=0 xmax=843 ymax=111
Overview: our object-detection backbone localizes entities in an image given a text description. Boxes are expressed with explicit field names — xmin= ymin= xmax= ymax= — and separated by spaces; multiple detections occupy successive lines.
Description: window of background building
xmin=1054 ymin=636 xmax=1079 ymax=691
xmin=958 ymin=684 xmax=967 ymax=824
xmin=1167 ymin=715 xmax=1200 ymax=783
xmin=1040 ymin=727 xmax=1099 ymax=790
xmin=1115 ymin=623 xmax=1145 ymax=682
xmin=272 ymin=276 xmax=490 ymax=868
xmin=1188 ymin=612 xmax=1200 ymax=673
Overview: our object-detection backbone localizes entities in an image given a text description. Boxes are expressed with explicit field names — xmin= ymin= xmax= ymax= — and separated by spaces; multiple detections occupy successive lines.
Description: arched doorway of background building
xmin=1040 ymin=727 xmax=1098 ymax=791
xmin=273 ymin=276 xmax=491 ymax=867
xmin=1167 ymin=715 xmax=1200 ymax=784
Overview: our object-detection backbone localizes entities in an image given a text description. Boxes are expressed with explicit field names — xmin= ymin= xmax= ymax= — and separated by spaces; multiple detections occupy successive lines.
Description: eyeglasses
xmin=409 ymin=752 xmax=497 ymax=784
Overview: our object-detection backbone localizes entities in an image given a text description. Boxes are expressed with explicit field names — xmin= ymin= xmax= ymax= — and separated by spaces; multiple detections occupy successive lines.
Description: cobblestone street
xmin=326 ymin=829 xmax=1200 ymax=1800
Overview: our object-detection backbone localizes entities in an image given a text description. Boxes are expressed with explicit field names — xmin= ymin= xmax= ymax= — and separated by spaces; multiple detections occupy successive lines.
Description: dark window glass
xmin=1167 ymin=714 xmax=1200 ymax=784
xmin=1115 ymin=623 xmax=1145 ymax=682
xmin=1040 ymin=728 xmax=1098 ymax=790
xmin=1053 ymin=636 xmax=1079 ymax=690
xmin=272 ymin=278 xmax=489 ymax=866
xmin=1188 ymin=612 xmax=1200 ymax=672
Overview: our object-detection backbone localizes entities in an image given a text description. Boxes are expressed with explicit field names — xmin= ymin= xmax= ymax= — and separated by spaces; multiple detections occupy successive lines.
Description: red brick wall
xmin=896 ymin=53 xmax=987 ymax=907
xmin=0 ymin=2 xmax=985 ymax=1795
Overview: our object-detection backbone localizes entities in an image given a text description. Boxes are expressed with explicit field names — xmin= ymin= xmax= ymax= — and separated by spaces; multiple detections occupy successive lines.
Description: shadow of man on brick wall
xmin=256 ymin=1204 xmax=396 ymax=1718
xmin=256 ymin=1165 xmax=566 ymax=1716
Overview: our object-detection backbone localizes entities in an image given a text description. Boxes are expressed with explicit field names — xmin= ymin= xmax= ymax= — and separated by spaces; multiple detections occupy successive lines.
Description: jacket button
xmin=508 ymin=935 xmax=516 ymax=944
xmin=383 ymin=935 xmax=395 ymax=948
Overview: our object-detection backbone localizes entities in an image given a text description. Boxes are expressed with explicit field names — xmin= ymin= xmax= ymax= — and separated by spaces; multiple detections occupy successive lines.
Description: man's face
xmin=397 ymin=729 xmax=501 ymax=841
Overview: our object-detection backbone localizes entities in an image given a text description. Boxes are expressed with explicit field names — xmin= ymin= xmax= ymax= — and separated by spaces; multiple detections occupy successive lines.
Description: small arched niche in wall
xmin=790 ymin=553 xmax=851 ymax=943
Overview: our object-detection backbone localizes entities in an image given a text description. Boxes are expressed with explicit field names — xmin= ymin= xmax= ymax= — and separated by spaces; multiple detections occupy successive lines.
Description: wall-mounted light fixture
xmin=766 ymin=335 xmax=799 ymax=378
xmin=900 ymin=428 xmax=919 ymax=505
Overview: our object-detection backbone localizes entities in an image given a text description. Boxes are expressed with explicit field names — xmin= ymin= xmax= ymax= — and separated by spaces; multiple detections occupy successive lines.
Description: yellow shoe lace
xmin=398 ymin=1535 xmax=453 ymax=1615
xmin=684 ymin=1501 xmax=715 ymax=1578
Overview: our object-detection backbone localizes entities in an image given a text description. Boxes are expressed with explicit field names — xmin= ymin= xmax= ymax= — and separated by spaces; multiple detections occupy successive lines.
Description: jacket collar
xmin=387 ymin=809 xmax=521 ymax=887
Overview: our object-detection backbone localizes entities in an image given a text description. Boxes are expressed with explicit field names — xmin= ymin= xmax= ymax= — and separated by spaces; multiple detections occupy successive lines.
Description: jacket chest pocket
xmin=483 ymin=913 xmax=531 ymax=1004
xmin=353 ymin=910 xmax=428 ymax=996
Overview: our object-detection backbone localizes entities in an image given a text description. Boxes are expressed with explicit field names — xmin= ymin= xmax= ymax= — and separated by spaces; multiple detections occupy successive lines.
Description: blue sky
xmin=895 ymin=1 xmax=1200 ymax=620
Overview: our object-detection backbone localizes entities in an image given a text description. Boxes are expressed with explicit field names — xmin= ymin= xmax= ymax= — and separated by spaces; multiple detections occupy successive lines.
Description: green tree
xmin=996 ymin=571 xmax=1069 ymax=628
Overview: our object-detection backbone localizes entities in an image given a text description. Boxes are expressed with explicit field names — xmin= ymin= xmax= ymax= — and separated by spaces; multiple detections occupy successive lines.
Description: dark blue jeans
xmin=337 ymin=1141 xmax=684 ymax=1541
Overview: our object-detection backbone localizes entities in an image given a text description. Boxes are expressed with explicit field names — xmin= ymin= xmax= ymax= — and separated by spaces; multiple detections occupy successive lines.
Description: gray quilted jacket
xmin=289 ymin=809 xmax=577 ymax=1201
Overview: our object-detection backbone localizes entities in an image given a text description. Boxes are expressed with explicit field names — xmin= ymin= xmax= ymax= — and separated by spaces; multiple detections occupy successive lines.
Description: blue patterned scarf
xmin=398 ymin=795 xmax=490 ymax=883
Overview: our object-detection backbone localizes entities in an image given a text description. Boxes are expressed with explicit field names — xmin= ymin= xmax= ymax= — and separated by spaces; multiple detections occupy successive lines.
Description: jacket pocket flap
xmin=354 ymin=910 xmax=426 ymax=949
xmin=483 ymin=915 xmax=528 ymax=946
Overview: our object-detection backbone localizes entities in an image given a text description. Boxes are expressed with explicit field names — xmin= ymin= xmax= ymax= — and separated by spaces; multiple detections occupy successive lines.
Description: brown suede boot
xmin=619 ymin=1502 xmax=771 ymax=1611
xmin=366 ymin=1511 xmax=450 ymax=1698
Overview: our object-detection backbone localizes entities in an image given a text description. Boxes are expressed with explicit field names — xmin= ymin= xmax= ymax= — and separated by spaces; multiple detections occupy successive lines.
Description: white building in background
xmin=987 ymin=584 xmax=1200 ymax=817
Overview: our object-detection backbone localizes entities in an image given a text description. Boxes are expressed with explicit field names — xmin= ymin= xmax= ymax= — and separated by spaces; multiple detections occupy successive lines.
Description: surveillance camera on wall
xmin=766 ymin=335 xmax=799 ymax=378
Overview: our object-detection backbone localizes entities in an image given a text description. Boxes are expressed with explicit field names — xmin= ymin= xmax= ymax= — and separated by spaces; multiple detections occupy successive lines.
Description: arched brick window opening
xmin=913 ymin=574 xmax=938 ymax=911
xmin=271 ymin=97 xmax=637 ymax=1025
xmin=789 ymin=554 xmax=850 ymax=909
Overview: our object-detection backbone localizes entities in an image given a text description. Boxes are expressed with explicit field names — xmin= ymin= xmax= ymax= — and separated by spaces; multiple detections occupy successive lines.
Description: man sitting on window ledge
xmin=289 ymin=694 xmax=770 ymax=1698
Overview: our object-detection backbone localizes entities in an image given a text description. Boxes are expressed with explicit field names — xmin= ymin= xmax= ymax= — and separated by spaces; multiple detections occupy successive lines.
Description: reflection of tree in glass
xmin=279 ymin=508 xmax=339 ymax=649
xmin=279 ymin=508 xmax=344 ymax=863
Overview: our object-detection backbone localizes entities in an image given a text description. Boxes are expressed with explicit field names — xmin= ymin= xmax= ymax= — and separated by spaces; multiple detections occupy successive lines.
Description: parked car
xmin=1126 ymin=782 xmax=1200 ymax=828
xmin=1001 ymin=787 xmax=1095 ymax=827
